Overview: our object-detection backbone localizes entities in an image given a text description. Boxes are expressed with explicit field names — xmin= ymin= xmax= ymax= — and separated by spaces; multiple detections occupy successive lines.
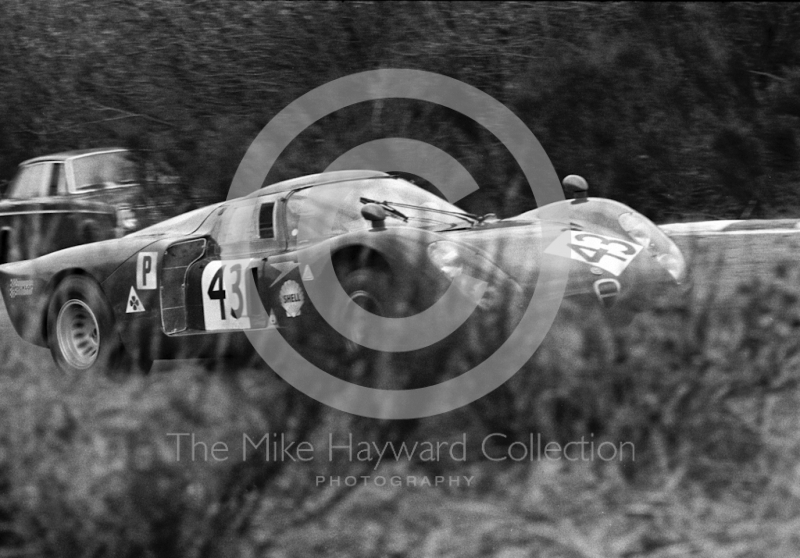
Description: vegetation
xmin=1 ymin=2 xmax=800 ymax=220
xmin=0 ymin=245 xmax=799 ymax=557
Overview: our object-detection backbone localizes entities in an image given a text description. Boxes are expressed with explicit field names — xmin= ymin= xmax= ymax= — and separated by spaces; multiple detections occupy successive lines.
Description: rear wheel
xmin=47 ymin=275 xmax=137 ymax=378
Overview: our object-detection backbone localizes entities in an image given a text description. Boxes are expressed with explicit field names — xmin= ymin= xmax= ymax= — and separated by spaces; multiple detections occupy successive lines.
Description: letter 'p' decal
xmin=136 ymin=252 xmax=158 ymax=290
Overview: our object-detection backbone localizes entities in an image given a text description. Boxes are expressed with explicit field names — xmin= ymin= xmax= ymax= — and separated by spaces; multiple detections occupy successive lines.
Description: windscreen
xmin=285 ymin=178 xmax=469 ymax=241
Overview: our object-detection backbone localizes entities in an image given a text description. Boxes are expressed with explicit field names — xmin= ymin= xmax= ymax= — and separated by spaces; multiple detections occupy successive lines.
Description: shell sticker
xmin=280 ymin=280 xmax=304 ymax=317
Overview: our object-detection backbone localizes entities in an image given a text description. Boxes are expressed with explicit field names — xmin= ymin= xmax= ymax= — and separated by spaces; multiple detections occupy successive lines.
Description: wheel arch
xmin=329 ymin=240 xmax=440 ymax=311
xmin=331 ymin=244 xmax=392 ymax=280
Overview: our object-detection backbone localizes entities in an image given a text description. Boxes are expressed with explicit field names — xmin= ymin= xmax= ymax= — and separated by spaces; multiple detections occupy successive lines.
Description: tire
xmin=46 ymin=275 xmax=131 ymax=378
xmin=329 ymin=268 xmax=406 ymax=389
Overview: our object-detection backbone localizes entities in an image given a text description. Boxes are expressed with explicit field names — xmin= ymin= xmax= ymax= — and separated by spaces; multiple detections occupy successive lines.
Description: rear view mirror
xmin=361 ymin=203 xmax=387 ymax=231
xmin=562 ymin=175 xmax=589 ymax=200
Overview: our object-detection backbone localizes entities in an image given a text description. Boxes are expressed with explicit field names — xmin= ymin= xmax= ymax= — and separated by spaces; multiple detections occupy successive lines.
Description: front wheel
xmin=330 ymin=268 xmax=404 ymax=389
xmin=339 ymin=268 xmax=392 ymax=358
xmin=46 ymin=275 xmax=134 ymax=378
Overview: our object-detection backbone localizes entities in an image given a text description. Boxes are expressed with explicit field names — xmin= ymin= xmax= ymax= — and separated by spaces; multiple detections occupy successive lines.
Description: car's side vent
xmin=160 ymin=238 xmax=207 ymax=334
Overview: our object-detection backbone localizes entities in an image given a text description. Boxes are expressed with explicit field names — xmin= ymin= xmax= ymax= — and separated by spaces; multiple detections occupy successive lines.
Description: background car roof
xmin=19 ymin=147 xmax=128 ymax=166
xmin=246 ymin=170 xmax=392 ymax=198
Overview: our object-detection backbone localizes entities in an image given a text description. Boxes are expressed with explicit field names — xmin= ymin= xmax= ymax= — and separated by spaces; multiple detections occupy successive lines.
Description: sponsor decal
xmin=136 ymin=252 xmax=158 ymax=290
xmin=126 ymin=286 xmax=145 ymax=313
xmin=269 ymin=261 xmax=299 ymax=287
xmin=301 ymin=265 xmax=314 ymax=281
xmin=545 ymin=231 xmax=642 ymax=276
xmin=280 ymin=280 xmax=304 ymax=317
xmin=8 ymin=279 xmax=33 ymax=298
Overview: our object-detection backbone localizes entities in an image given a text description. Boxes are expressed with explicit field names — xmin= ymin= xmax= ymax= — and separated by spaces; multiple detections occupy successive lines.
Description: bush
xmin=1 ymin=256 xmax=799 ymax=556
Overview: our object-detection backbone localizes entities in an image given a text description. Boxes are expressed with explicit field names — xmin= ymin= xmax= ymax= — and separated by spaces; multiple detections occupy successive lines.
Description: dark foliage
xmin=1 ymin=2 xmax=799 ymax=220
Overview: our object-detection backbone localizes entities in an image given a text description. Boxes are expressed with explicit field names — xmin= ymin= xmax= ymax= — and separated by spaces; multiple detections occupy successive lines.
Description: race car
xmin=0 ymin=170 xmax=686 ymax=376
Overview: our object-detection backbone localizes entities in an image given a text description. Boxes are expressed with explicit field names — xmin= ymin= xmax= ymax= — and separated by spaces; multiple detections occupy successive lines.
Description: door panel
xmin=200 ymin=257 xmax=268 ymax=331
xmin=179 ymin=198 xmax=283 ymax=334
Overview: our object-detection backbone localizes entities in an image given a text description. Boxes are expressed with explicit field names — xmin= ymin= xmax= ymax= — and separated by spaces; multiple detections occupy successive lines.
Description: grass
xmin=0 ymin=235 xmax=799 ymax=557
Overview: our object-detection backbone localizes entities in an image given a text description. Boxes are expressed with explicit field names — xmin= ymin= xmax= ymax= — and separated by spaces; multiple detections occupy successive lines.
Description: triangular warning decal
xmin=302 ymin=265 xmax=314 ymax=281
xmin=126 ymin=286 xmax=145 ymax=313
xmin=266 ymin=310 xmax=278 ymax=329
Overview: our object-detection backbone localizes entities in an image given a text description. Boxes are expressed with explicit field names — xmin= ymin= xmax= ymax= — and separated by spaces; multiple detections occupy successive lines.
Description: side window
xmin=259 ymin=202 xmax=275 ymax=239
xmin=7 ymin=163 xmax=50 ymax=199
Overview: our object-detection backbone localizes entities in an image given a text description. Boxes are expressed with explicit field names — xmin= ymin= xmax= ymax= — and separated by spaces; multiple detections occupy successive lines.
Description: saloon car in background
xmin=0 ymin=148 xmax=175 ymax=264
xmin=0 ymin=170 xmax=687 ymax=377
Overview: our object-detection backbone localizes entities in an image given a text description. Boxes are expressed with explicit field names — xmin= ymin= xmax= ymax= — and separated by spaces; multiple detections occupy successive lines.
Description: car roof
xmin=19 ymin=147 xmax=128 ymax=165
xmin=244 ymin=170 xmax=392 ymax=198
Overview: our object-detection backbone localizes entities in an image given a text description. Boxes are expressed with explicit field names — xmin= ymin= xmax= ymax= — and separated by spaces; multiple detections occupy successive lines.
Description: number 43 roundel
xmin=545 ymin=231 xmax=643 ymax=276
xmin=201 ymin=259 xmax=266 ymax=331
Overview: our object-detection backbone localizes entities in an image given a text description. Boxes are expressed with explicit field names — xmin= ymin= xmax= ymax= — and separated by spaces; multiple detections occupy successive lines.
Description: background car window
xmin=6 ymin=163 xmax=51 ymax=199
xmin=72 ymin=152 xmax=137 ymax=191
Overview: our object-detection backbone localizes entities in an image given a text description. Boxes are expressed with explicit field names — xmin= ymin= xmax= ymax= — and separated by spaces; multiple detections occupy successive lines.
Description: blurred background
xmin=2 ymin=2 xmax=800 ymax=220
xmin=2 ymin=2 xmax=800 ymax=557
